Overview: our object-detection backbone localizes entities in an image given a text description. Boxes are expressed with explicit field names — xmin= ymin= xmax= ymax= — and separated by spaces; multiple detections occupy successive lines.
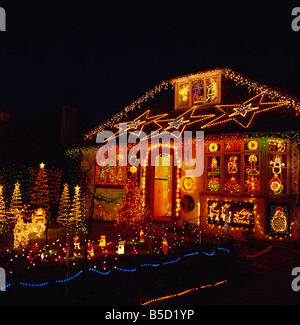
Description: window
xmin=243 ymin=154 xmax=260 ymax=193
xmin=267 ymin=139 xmax=289 ymax=196
xmin=206 ymin=156 xmax=221 ymax=192
xmin=204 ymin=137 xmax=290 ymax=197
xmin=178 ymin=83 xmax=190 ymax=107
xmin=176 ymin=75 xmax=220 ymax=109
xmin=224 ymin=154 xmax=241 ymax=193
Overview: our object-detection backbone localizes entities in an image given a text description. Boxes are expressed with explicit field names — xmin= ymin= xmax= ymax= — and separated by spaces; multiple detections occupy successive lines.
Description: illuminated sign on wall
xmin=207 ymin=200 xmax=254 ymax=229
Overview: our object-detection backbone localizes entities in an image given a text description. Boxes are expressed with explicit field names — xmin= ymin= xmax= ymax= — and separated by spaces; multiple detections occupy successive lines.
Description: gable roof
xmin=84 ymin=68 xmax=300 ymax=141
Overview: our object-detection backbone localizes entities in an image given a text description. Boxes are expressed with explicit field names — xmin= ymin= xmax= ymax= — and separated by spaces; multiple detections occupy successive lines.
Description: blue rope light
xmin=202 ymin=250 xmax=216 ymax=256
xmin=162 ymin=257 xmax=181 ymax=265
xmin=115 ymin=267 xmax=137 ymax=272
xmin=218 ymin=247 xmax=230 ymax=253
xmin=0 ymin=283 xmax=11 ymax=290
xmin=140 ymin=263 xmax=160 ymax=267
xmin=55 ymin=270 xmax=83 ymax=283
xmin=19 ymin=281 xmax=49 ymax=287
xmin=88 ymin=268 xmax=111 ymax=275
xmin=4 ymin=248 xmax=230 ymax=289
xmin=183 ymin=252 xmax=199 ymax=257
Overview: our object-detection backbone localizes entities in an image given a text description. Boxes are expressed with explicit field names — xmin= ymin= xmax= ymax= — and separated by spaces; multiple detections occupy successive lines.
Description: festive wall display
xmin=268 ymin=202 xmax=290 ymax=236
xmin=95 ymin=164 xmax=126 ymax=186
xmin=244 ymin=154 xmax=260 ymax=193
xmin=224 ymin=155 xmax=240 ymax=193
xmin=207 ymin=156 xmax=220 ymax=191
xmin=269 ymin=154 xmax=285 ymax=195
xmin=207 ymin=200 xmax=254 ymax=229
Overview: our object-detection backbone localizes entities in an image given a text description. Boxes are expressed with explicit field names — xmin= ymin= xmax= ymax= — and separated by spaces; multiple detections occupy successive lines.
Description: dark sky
xmin=0 ymin=0 xmax=300 ymax=131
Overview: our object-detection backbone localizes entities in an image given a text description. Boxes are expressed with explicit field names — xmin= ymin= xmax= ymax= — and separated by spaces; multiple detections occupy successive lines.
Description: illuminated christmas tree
xmin=30 ymin=163 xmax=50 ymax=214
xmin=115 ymin=172 xmax=150 ymax=241
xmin=0 ymin=185 xmax=5 ymax=222
xmin=10 ymin=182 xmax=23 ymax=213
xmin=71 ymin=185 xmax=87 ymax=234
xmin=57 ymin=183 xmax=73 ymax=227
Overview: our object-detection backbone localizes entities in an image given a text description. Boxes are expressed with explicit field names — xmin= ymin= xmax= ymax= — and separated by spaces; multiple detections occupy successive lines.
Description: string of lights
xmin=2 ymin=247 xmax=230 ymax=289
xmin=84 ymin=68 xmax=300 ymax=140
xmin=141 ymin=279 xmax=228 ymax=305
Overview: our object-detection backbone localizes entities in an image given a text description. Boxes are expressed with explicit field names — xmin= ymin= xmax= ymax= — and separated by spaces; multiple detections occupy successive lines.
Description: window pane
xmin=244 ymin=154 xmax=260 ymax=193
xmin=192 ymin=79 xmax=204 ymax=105
xmin=207 ymin=156 xmax=221 ymax=192
xmin=224 ymin=154 xmax=241 ymax=193
xmin=205 ymin=77 xmax=218 ymax=103
xmin=178 ymin=83 xmax=190 ymax=107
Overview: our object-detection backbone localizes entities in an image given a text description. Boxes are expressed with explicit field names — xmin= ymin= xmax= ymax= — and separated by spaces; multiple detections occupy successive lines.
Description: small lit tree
xmin=0 ymin=185 xmax=5 ymax=222
xmin=57 ymin=183 xmax=73 ymax=228
xmin=10 ymin=182 xmax=23 ymax=214
xmin=30 ymin=163 xmax=50 ymax=214
xmin=71 ymin=185 xmax=87 ymax=234
xmin=115 ymin=172 xmax=151 ymax=241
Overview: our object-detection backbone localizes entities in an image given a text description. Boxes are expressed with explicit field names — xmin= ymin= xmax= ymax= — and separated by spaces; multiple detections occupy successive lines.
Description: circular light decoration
xmin=247 ymin=140 xmax=259 ymax=150
xmin=130 ymin=166 xmax=137 ymax=173
xmin=208 ymin=142 xmax=218 ymax=152
xmin=181 ymin=177 xmax=195 ymax=192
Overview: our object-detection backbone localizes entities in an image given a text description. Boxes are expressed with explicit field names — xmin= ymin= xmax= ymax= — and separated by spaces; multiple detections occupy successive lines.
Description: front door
xmin=153 ymin=153 xmax=173 ymax=220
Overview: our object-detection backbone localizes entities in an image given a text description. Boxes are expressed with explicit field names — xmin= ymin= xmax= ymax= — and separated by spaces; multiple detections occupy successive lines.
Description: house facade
xmin=67 ymin=68 xmax=300 ymax=241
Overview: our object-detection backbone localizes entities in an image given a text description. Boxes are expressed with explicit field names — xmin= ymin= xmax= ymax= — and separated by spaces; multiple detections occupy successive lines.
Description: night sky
xmin=0 ymin=0 xmax=300 ymax=132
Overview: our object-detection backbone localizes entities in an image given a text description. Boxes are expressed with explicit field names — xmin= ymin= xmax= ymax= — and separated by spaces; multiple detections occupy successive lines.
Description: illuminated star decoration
xmin=154 ymin=107 xmax=215 ymax=138
xmin=40 ymin=162 xmax=45 ymax=169
xmin=201 ymin=91 xmax=290 ymax=129
xmin=105 ymin=110 xmax=169 ymax=142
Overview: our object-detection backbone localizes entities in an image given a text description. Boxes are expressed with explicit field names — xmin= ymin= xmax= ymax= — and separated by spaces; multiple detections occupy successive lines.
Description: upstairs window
xmin=176 ymin=74 xmax=220 ymax=109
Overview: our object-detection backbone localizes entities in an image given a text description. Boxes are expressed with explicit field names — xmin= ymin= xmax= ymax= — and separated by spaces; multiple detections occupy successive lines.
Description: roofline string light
xmin=84 ymin=68 xmax=300 ymax=140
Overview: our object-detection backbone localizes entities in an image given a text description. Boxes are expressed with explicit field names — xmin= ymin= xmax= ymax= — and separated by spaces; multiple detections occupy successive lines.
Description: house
xmin=67 ymin=68 xmax=300 ymax=241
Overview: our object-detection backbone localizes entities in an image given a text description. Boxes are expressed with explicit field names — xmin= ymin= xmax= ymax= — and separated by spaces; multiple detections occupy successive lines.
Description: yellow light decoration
xmin=117 ymin=241 xmax=125 ymax=254
xmin=130 ymin=166 xmax=137 ymax=173
xmin=181 ymin=177 xmax=195 ymax=192
xmin=208 ymin=142 xmax=218 ymax=152
xmin=99 ymin=235 xmax=106 ymax=247
xmin=248 ymin=140 xmax=259 ymax=150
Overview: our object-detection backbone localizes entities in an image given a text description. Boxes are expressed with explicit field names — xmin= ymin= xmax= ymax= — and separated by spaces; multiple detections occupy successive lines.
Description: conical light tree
xmin=71 ymin=185 xmax=87 ymax=234
xmin=10 ymin=182 xmax=23 ymax=213
xmin=30 ymin=163 xmax=50 ymax=214
xmin=0 ymin=185 xmax=6 ymax=223
xmin=57 ymin=183 xmax=73 ymax=228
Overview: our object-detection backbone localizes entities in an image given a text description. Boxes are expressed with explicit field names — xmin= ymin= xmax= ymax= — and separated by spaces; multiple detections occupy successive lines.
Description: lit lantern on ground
xmin=117 ymin=240 xmax=124 ymax=254
xmin=139 ymin=229 xmax=144 ymax=243
xmin=162 ymin=237 xmax=168 ymax=254
xmin=100 ymin=235 xmax=106 ymax=247
xmin=73 ymin=235 xmax=80 ymax=249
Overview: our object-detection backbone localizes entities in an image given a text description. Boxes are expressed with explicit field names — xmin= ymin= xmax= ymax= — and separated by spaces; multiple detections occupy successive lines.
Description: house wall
xmin=75 ymin=136 xmax=300 ymax=241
